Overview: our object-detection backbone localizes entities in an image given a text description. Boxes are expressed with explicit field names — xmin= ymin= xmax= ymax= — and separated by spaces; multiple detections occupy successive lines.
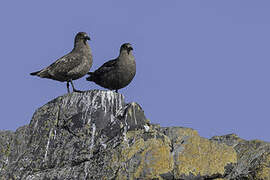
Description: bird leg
xmin=66 ymin=81 xmax=70 ymax=93
xmin=70 ymin=80 xmax=83 ymax=93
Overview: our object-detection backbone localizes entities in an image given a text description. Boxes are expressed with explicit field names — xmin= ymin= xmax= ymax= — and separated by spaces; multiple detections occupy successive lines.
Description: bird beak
xmin=127 ymin=47 xmax=133 ymax=54
xmin=84 ymin=36 xmax=91 ymax=41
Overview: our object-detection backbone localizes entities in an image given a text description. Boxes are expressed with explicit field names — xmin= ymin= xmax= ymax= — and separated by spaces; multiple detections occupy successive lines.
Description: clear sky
xmin=0 ymin=1 xmax=270 ymax=141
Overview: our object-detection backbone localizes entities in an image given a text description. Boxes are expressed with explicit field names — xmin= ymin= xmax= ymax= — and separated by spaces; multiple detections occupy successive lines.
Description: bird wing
xmin=46 ymin=53 xmax=82 ymax=75
xmin=93 ymin=59 xmax=117 ymax=75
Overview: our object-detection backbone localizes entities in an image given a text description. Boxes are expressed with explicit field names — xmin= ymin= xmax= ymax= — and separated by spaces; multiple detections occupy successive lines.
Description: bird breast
xmin=115 ymin=56 xmax=136 ymax=87
xmin=68 ymin=49 xmax=93 ymax=80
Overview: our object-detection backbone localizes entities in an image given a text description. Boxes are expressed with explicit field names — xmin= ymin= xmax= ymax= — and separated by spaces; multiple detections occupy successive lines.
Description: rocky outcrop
xmin=0 ymin=90 xmax=269 ymax=179
xmin=211 ymin=134 xmax=270 ymax=179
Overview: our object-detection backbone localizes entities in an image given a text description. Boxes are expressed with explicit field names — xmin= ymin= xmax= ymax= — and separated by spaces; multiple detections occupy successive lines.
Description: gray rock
xmin=0 ymin=90 xmax=148 ymax=179
xmin=211 ymin=134 xmax=270 ymax=179
xmin=1 ymin=90 xmax=270 ymax=179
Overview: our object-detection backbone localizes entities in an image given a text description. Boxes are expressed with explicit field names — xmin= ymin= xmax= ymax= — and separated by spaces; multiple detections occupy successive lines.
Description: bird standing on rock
xmin=30 ymin=32 xmax=92 ymax=93
xmin=86 ymin=43 xmax=136 ymax=93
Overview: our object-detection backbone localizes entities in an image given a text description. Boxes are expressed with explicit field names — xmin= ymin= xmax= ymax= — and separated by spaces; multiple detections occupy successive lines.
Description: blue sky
xmin=0 ymin=1 xmax=270 ymax=141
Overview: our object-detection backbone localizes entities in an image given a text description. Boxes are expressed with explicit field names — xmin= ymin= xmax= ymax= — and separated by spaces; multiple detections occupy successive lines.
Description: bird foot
xmin=73 ymin=89 xmax=84 ymax=93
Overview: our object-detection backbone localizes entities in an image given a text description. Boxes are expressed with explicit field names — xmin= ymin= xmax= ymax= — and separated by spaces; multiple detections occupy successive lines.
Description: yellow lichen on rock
xmin=171 ymin=128 xmax=237 ymax=178
xmin=118 ymin=130 xmax=173 ymax=179
xmin=115 ymin=127 xmax=238 ymax=179
xmin=135 ymin=138 xmax=173 ymax=178
xmin=254 ymin=153 xmax=270 ymax=180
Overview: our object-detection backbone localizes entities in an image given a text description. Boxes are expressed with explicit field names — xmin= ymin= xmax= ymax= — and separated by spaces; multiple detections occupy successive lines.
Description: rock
xmin=211 ymin=134 xmax=270 ymax=179
xmin=161 ymin=127 xmax=237 ymax=179
xmin=0 ymin=90 xmax=269 ymax=179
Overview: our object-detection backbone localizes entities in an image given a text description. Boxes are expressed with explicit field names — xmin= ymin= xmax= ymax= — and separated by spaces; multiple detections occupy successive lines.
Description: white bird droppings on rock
xmin=144 ymin=125 xmax=150 ymax=132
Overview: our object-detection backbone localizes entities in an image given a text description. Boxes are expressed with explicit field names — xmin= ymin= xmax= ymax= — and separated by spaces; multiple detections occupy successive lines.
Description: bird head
xmin=120 ymin=43 xmax=133 ymax=54
xmin=75 ymin=32 xmax=91 ymax=44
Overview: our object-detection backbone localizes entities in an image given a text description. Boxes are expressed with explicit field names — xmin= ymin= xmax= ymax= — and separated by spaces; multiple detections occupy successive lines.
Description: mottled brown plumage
xmin=30 ymin=32 xmax=92 ymax=93
xmin=86 ymin=43 xmax=136 ymax=92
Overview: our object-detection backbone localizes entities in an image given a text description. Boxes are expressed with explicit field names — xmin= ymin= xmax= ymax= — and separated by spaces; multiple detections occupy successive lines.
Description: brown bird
xmin=30 ymin=32 xmax=92 ymax=93
xmin=86 ymin=43 xmax=136 ymax=93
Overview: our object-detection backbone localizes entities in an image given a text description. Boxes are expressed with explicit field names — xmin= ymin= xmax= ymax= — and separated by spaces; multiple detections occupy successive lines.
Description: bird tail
xmin=86 ymin=72 xmax=94 ymax=81
xmin=30 ymin=70 xmax=41 ymax=76
xmin=30 ymin=69 xmax=51 ymax=79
